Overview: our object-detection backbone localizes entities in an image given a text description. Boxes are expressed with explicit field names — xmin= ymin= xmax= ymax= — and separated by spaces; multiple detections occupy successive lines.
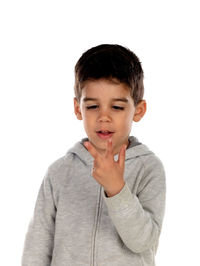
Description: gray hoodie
xmin=22 ymin=136 xmax=166 ymax=266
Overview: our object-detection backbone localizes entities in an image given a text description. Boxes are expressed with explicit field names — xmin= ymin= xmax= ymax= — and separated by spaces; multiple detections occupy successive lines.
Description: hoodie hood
xmin=67 ymin=136 xmax=153 ymax=166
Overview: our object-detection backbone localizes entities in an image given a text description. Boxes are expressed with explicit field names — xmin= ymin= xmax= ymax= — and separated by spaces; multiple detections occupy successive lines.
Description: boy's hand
xmin=84 ymin=139 xmax=127 ymax=197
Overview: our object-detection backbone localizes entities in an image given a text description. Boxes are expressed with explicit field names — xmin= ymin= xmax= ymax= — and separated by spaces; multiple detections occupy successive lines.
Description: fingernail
xmin=84 ymin=142 xmax=89 ymax=148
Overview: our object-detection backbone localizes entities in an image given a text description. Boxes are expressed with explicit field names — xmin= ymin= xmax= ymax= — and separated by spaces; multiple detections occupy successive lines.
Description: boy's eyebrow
xmin=83 ymin=97 xmax=129 ymax=103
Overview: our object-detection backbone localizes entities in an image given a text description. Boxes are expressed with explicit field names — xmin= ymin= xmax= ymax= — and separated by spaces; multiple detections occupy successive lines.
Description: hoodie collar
xmin=67 ymin=136 xmax=153 ymax=166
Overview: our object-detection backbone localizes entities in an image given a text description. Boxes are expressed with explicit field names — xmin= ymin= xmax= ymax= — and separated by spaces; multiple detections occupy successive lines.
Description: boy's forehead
xmin=82 ymin=96 xmax=129 ymax=103
xmin=81 ymin=79 xmax=132 ymax=99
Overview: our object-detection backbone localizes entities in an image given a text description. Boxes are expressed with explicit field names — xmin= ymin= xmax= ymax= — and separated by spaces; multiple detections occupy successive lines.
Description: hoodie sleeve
xmin=102 ymin=155 xmax=166 ymax=254
xmin=22 ymin=169 xmax=56 ymax=266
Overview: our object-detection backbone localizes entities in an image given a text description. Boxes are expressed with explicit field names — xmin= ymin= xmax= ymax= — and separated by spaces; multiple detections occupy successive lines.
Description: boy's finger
xmin=84 ymin=141 xmax=99 ymax=160
xmin=105 ymin=138 xmax=113 ymax=158
xmin=118 ymin=144 xmax=126 ymax=168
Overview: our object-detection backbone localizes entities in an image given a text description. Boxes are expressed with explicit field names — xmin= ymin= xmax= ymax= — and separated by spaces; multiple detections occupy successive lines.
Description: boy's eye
xmin=86 ymin=105 xmax=124 ymax=110
xmin=112 ymin=106 xmax=124 ymax=110
xmin=86 ymin=105 xmax=98 ymax=109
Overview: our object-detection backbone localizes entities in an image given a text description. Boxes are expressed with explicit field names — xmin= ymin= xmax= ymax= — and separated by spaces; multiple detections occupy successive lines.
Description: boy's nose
xmin=97 ymin=110 xmax=111 ymax=122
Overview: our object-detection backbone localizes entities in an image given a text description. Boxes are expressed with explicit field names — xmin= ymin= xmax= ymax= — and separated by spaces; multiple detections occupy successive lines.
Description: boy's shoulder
xmin=43 ymin=152 xmax=74 ymax=184
xmin=46 ymin=152 xmax=75 ymax=176
xmin=126 ymin=137 xmax=164 ymax=167
xmin=139 ymin=152 xmax=166 ymax=182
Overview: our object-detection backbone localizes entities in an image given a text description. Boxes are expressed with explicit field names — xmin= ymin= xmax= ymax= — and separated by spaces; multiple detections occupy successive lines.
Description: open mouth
xmin=97 ymin=130 xmax=113 ymax=134
xmin=96 ymin=130 xmax=114 ymax=139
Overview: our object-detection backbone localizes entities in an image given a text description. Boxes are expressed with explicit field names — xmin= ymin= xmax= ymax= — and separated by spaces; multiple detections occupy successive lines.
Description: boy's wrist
xmin=105 ymin=181 xmax=125 ymax=197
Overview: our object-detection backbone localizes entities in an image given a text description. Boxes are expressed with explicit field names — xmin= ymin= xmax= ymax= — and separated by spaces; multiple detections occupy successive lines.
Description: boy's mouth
xmin=96 ymin=130 xmax=114 ymax=140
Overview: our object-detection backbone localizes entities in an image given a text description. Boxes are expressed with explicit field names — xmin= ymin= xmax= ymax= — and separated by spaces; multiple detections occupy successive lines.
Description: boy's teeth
xmin=99 ymin=131 xmax=113 ymax=135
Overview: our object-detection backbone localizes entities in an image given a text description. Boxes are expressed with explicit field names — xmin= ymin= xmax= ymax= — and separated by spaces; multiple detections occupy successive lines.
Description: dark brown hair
xmin=74 ymin=44 xmax=144 ymax=106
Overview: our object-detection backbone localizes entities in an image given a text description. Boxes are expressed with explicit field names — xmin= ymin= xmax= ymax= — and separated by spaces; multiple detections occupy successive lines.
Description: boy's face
xmin=74 ymin=79 xmax=146 ymax=156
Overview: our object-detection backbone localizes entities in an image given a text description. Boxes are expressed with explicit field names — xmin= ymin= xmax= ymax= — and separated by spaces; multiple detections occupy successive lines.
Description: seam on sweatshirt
xmin=95 ymin=186 xmax=103 ymax=266
xmin=90 ymin=185 xmax=102 ymax=265
xmin=136 ymin=154 xmax=155 ymax=194
xmin=48 ymin=176 xmax=57 ymax=212
xmin=70 ymin=151 xmax=88 ymax=166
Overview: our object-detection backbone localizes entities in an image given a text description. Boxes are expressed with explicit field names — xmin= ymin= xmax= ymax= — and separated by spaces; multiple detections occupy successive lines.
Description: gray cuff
xmin=102 ymin=182 xmax=135 ymax=212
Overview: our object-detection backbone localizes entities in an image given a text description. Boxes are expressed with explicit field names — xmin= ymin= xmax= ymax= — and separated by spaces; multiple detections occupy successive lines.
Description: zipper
xmin=91 ymin=185 xmax=102 ymax=266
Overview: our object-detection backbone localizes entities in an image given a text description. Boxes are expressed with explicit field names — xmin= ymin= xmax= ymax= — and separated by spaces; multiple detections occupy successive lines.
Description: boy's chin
xmin=91 ymin=142 xmax=107 ymax=154
xmin=94 ymin=142 xmax=119 ymax=156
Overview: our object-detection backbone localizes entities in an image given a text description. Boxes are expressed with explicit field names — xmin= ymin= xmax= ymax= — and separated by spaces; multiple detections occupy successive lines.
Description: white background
xmin=0 ymin=0 xmax=199 ymax=265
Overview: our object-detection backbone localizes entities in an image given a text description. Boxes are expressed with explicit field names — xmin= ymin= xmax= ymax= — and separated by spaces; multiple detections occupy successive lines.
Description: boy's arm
xmin=22 ymin=169 xmax=56 ymax=266
xmin=103 ymin=156 xmax=166 ymax=254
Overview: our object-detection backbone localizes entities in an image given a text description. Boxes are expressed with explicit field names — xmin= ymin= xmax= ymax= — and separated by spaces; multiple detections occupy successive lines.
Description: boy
xmin=22 ymin=44 xmax=166 ymax=266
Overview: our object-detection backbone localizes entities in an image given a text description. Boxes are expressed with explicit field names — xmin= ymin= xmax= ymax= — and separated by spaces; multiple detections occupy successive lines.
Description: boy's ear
xmin=133 ymin=100 xmax=147 ymax=122
xmin=74 ymin=97 xmax=83 ymax=120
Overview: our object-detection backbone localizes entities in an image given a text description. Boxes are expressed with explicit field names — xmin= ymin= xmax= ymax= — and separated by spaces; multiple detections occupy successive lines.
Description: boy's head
xmin=74 ymin=44 xmax=144 ymax=107
xmin=74 ymin=44 xmax=146 ymax=155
